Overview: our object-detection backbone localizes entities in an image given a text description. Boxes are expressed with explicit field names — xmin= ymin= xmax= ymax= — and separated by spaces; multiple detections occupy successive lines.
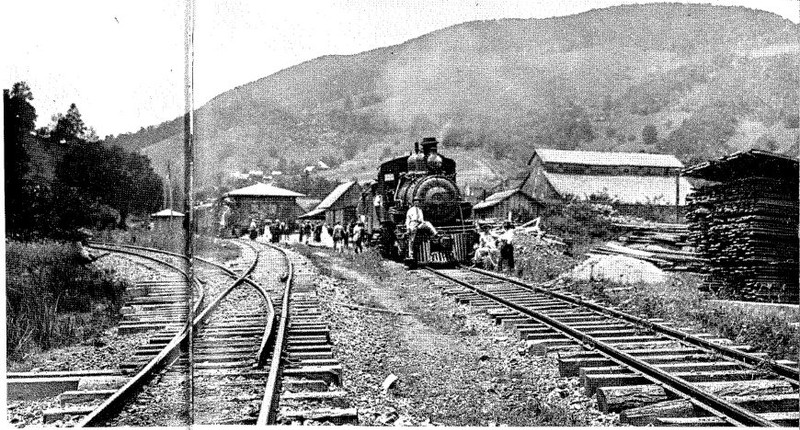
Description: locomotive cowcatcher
xmin=366 ymin=137 xmax=477 ymax=267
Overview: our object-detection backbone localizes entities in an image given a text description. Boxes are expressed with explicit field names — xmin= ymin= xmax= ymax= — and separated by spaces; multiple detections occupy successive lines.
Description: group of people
xmin=331 ymin=220 xmax=366 ymax=253
xmin=248 ymin=219 xmax=290 ymax=243
xmin=472 ymin=221 xmax=516 ymax=273
xmin=246 ymin=218 xmax=369 ymax=253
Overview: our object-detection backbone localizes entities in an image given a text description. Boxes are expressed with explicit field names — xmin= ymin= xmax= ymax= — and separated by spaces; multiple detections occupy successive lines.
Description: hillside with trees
xmin=106 ymin=3 xmax=799 ymax=192
xmin=4 ymin=83 xmax=164 ymax=240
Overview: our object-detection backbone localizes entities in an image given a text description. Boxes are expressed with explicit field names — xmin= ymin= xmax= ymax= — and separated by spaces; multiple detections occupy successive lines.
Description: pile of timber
xmin=611 ymin=218 xmax=691 ymax=248
xmin=686 ymin=176 xmax=798 ymax=303
xmin=590 ymin=242 xmax=706 ymax=271
xmin=595 ymin=218 xmax=703 ymax=271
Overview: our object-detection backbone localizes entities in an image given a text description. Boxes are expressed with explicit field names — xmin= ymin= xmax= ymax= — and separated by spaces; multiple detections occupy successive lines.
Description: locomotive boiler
xmin=367 ymin=137 xmax=476 ymax=266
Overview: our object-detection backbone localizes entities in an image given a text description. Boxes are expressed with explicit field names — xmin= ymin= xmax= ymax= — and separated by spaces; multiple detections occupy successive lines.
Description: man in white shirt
xmin=405 ymin=199 xmax=437 ymax=259
xmin=472 ymin=224 xmax=498 ymax=268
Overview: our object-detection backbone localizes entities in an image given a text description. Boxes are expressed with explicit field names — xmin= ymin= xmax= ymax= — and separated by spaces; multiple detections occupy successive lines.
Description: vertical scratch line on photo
xmin=183 ymin=0 xmax=196 ymax=424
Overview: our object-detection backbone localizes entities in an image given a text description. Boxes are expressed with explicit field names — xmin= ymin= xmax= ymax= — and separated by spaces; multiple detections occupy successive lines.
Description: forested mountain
xmin=107 ymin=3 xmax=799 ymax=191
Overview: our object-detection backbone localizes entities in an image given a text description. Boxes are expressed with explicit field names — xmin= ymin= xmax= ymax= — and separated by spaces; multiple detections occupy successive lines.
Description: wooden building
xmin=522 ymin=148 xmax=693 ymax=219
xmin=224 ymin=182 xmax=305 ymax=234
xmin=150 ymin=209 xmax=184 ymax=234
xmin=299 ymin=181 xmax=362 ymax=225
xmin=473 ymin=189 xmax=544 ymax=222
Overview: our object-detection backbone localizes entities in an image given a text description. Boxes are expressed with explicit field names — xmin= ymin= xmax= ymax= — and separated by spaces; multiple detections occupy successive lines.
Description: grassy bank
xmin=6 ymin=240 xmax=129 ymax=360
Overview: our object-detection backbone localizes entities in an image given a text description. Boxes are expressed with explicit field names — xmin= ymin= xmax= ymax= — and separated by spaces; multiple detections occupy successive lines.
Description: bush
xmin=6 ymin=240 xmax=128 ymax=359
xmin=542 ymin=193 xmax=621 ymax=247
xmin=515 ymin=233 xmax=580 ymax=283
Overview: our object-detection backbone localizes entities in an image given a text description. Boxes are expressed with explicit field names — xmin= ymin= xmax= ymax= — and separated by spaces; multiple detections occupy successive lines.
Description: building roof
xmin=296 ymin=198 xmax=322 ymax=212
xmin=316 ymin=181 xmax=359 ymax=210
xmin=151 ymin=209 xmax=185 ymax=217
xmin=531 ymin=148 xmax=685 ymax=169
xmin=473 ymin=189 xmax=540 ymax=210
xmin=226 ymin=182 xmax=305 ymax=198
xmin=683 ymin=149 xmax=798 ymax=182
xmin=543 ymin=172 xmax=693 ymax=205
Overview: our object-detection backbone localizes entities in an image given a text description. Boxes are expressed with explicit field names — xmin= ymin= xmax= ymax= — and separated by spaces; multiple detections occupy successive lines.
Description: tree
xmin=8 ymin=82 xmax=37 ymax=132
xmin=4 ymin=83 xmax=37 ymax=238
xmin=642 ymin=125 xmax=658 ymax=146
xmin=51 ymin=103 xmax=86 ymax=141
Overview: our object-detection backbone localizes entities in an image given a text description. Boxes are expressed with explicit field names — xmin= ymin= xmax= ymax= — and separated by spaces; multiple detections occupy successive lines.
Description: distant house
xmin=299 ymin=181 xmax=362 ymax=225
xmin=522 ymin=148 xmax=693 ymax=219
xmin=150 ymin=209 xmax=184 ymax=233
xmin=224 ymin=182 xmax=305 ymax=234
xmin=473 ymin=189 xmax=544 ymax=222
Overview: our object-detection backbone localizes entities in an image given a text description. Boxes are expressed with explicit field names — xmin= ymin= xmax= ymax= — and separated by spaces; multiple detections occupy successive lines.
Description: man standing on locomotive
xmin=405 ymin=198 xmax=438 ymax=260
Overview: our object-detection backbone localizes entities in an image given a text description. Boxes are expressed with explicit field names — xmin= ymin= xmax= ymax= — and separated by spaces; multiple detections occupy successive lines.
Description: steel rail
xmin=469 ymin=267 xmax=799 ymax=385
xmin=78 ymin=244 xmax=202 ymax=427
xmin=256 ymin=243 xmax=294 ymax=426
xmin=79 ymin=242 xmax=265 ymax=427
xmin=427 ymin=267 xmax=779 ymax=427
xmin=91 ymin=241 xmax=277 ymax=366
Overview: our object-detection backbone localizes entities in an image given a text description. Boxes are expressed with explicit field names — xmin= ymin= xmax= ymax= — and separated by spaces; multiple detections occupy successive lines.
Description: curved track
xmin=427 ymin=266 xmax=799 ymax=427
xmin=74 ymin=241 xmax=273 ymax=426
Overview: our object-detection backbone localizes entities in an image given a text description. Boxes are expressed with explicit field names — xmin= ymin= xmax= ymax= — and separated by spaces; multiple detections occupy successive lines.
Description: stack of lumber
xmin=596 ymin=218 xmax=703 ymax=271
xmin=611 ymin=218 xmax=691 ymax=248
xmin=686 ymin=176 xmax=798 ymax=303
xmin=590 ymin=242 xmax=706 ymax=271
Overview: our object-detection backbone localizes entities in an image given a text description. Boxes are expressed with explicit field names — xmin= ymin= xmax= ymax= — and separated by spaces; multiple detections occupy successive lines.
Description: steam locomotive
xmin=362 ymin=137 xmax=477 ymax=266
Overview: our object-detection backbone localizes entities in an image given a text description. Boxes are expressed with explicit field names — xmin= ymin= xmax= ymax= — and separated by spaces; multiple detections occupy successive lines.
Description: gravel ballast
xmin=294 ymin=246 xmax=618 ymax=426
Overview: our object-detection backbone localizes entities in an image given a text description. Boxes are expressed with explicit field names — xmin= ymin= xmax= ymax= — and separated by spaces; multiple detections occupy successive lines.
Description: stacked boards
xmin=591 ymin=220 xmax=704 ymax=271
xmin=684 ymin=150 xmax=798 ymax=303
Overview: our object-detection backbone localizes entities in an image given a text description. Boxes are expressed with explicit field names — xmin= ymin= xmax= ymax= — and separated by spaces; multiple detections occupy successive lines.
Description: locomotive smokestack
xmin=414 ymin=141 xmax=419 ymax=154
xmin=421 ymin=137 xmax=438 ymax=155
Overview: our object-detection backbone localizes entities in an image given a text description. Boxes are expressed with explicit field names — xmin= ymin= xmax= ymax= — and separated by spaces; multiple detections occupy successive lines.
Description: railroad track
xmin=40 ymin=240 xmax=355 ymax=426
xmin=7 ymin=245 xmax=201 ymax=427
xmin=83 ymin=241 xmax=273 ymax=426
xmin=426 ymin=266 xmax=799 ymax=427
xmin=255 ymin=243 xmax=358 ymax=425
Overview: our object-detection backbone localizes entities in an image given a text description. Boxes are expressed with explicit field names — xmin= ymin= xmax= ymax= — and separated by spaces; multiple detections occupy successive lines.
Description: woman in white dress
xmin=260 ymin=221 xmax=272 ymax=243
xmin=319 ymin=223 xmax=334 ymax=248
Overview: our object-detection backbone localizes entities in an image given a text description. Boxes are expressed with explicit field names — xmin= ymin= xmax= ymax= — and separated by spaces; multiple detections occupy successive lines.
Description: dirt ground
xmin=294 ymin=245 xmax=617 ymax=426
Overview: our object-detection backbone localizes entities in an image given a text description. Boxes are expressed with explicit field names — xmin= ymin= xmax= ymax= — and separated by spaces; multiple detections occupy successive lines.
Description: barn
xmin=473 ymin=189 xmax=544 ymax=223
xmin=224 ymin=182 xmax=305 ymax=235
xmin=300 ymin=181 xmax=362 ymax=225
xmin=522 ymin=148 xmax=693 ymax=219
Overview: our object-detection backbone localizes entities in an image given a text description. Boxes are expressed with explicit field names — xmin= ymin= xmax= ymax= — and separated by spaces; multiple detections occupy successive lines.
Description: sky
xmin=3 ymin=0 xmax=798 ymax=136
